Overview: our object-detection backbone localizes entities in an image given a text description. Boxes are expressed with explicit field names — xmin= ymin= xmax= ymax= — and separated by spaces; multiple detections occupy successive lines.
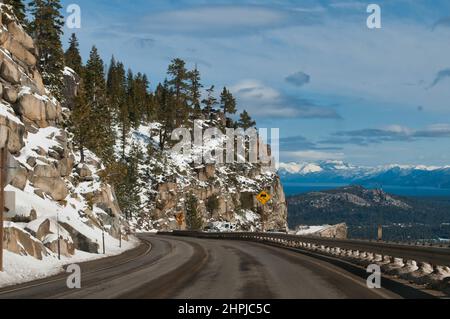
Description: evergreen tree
xmin=140 ymin=144 xmax=161 ymax=213
xmin=134 ymin=72 xmax=150 ymax=124
xmin=220 ymin=87 xmax=237 ymax=125
xmin=188 ymin=66 xmax=202 ymax=117
xmin=202 ymin=85 xmax=218 ymax=119
xmin=167 ymin=58 xmax=189 ymax=125
xmin=126 ymin=70 xmax=149 ymax=128
xmin=167 ymin=58 xmax=189 ymax=100
xmin=237 ymin=110 xmax=256 ymax=130
xmin=64 ymin=33 xmax=83 ymax=76
xmin=106 ymin=58 xmax=129 ymax=160
xmin=29 ymin=0 xmax=65 ymax=100
xmin=4 ymin=0 xmax=27 ymax=25
xmin=185 ymin=194 xmax=203 ymax=230
xmin=155 ymin=81 xmax=176 ymax=151
xmin=84 ymin=46 xmax=115 ymax=163
xmin=118 ymin=142 xmax=143 ymax=220
xmin=70 ymin=82 xmax=91 ymax=163
xmin=125 ymin=69 xmax=137 ymax=127
xmin=63 ymin=34 xmax=90 ymax=163
xmin=142 ymin=74 xmax=154 ymax=122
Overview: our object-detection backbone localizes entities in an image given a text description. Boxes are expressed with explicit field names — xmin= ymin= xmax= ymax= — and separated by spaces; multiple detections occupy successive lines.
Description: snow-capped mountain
xmin=279 ymin=161 xmax=450 ymax=189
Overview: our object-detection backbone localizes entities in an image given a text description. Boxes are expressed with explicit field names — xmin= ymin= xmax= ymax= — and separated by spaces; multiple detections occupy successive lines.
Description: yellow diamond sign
xmin=175 ymin=212 xmax=185 ymax=226
xmin=256 ymin=191 xmax=271 ymax=205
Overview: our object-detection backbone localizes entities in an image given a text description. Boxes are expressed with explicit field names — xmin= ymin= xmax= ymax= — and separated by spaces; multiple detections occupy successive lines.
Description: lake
xmin=282 ymin=182 xmax=450 ymax=197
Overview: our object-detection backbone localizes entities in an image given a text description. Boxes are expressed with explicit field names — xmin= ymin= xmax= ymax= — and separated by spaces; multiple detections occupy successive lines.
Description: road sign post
xmin=256 ymin=191 xmax=271 ymax=205
xmin=102 ymin=230 xmax=105 ymax=254
xmin=378 ymin=225 xmax=383 ymax=242
xmin=0 ymin=148 xmax=5 ymax=272
xmin=256 ymin=191 xmax=271 ymax=233
xmin=57 ymin=211 xmax=61 ymax=260
xmin=175 ymin=212 xmax=185 ymax=230
xmin=119 ymin=226 xmax=122 ymax=248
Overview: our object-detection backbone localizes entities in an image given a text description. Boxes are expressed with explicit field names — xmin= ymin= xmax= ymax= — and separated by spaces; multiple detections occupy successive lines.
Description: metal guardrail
xmin=162 ymin=231 xmax=450 ymax=267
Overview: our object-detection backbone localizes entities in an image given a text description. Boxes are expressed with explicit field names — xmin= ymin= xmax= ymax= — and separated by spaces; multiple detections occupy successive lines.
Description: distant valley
xmin=287 ymin=185 xmax=450 ymax=241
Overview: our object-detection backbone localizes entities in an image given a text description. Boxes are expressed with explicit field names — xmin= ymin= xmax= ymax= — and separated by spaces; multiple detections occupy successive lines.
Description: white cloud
xmin=383 ymin=125 xmax=413 ymax=135
xmin=268 ymin=20 xmax=450 ymax=112
xmin=230 ymin=80 xmax=280 ymax=100
xmin=229 ymin=79 xmax=340 ymax=119
xmin=283 ymin=150 xmax=345 ymax=161
xmin=137 ymin=5 xmax=300 ymax=36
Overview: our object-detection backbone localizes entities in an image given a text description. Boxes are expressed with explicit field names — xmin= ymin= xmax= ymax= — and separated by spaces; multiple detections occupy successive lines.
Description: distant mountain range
xmin=279 ymin=161 xmax=450 ymax=189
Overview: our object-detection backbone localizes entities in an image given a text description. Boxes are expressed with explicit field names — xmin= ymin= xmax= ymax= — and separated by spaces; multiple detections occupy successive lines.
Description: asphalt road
xmin=0 ymin=234 xmax=432 ymax=299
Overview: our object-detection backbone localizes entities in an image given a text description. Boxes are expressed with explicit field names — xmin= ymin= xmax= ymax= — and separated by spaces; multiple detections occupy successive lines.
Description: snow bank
xmin=0 ymin=237 xmax=139 ymax=288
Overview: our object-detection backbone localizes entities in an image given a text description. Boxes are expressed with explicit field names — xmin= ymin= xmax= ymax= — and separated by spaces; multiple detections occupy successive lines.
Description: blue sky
xmin=60 ymin=0 xmax=450 ymax=166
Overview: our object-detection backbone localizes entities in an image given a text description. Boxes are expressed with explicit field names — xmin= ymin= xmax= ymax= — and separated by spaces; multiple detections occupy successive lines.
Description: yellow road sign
xmin=256 ymin=191 xmax=271 ymax=205
xmin=175 ymin=213 xmax=185 ymax=226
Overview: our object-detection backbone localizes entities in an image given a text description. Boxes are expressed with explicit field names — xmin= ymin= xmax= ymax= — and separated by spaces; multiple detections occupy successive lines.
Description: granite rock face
xmin=0 ymin=4 xmax=126 ymax=259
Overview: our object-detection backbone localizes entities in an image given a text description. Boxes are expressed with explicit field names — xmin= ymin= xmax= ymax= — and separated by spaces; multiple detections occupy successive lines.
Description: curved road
xmin=0 ymin=234 xmax=431 ymax=299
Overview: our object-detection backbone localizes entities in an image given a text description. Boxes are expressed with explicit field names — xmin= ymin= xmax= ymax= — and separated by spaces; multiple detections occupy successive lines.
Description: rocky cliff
xmin=0 ymin=4 xmax=127 ymax=260
xmin=294 ymin=223 xmax=348 ymax=239
xmin=129 ymin=123 xmax=288 ymax=233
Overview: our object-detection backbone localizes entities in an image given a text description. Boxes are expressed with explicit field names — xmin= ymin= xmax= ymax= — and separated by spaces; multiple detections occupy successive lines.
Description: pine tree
xmin=126 ymin=70 xmax=149 ymax=129
xmin=155 ymin=81 xmax=176 ymax=151
xmin=64 ymin=33 xmax=83 ymax=76
xmin=70 ymin=82 xmax=91 ymax=163
xmin=185 ymin=193 xmax=203 ymax=230
xmin=188 ymin=66 xmax=202 ymax=117
xmin=220 ymin=87 xmax=237 ymax=124
xmin=237 ymin=110 xmax=256 ymax=130
xmin=29 ymin=0 xmax=65 ymax=100
xmin=106 ymin=58 xmax=129 ymax=160
xmin=167 ymin=58 xmax=189 ymax=100
xmin=63 ymin=34 xmax=91 ymax=163
xmin=134 ymin=72 xmax=150 ymax=124
xmin=119 ymin=142 xmax=143 ymax=220
xmin=125 ymin=69 xmax=137 ymax=127
xmin=141 ymin=74 xmax=154 ymax=122
xmin=167 ymin=58 xmax=189 ymax=125
xmin=84 ymin=46 xmax=116 ymax=163
xmin=4 ymin=0 xmax=27 ymax=25
xmin=202 ymin=85 xmax=218 ymax=120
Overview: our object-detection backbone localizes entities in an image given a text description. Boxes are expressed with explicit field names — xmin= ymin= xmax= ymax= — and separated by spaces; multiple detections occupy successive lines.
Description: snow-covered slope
xmin=0 ymin=5 xmax=135 ymax=287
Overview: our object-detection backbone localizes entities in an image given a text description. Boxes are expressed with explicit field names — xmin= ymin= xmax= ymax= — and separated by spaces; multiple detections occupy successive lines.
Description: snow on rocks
xmin=0 ymin=4 xmax=136 ymax=288
xmin=126 ymin=122 xmax=287 ymax=233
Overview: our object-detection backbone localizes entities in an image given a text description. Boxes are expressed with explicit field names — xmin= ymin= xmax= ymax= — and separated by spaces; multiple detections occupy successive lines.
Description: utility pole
xmin=0 ymin=148 xmax=6 ymax=272
xmin=119 ymin=227 xmax=122 ymax=248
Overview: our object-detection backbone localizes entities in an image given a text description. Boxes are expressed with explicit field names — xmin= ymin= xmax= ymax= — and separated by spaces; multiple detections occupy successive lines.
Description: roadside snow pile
xmin=0 ymin=237 xmax=139 ymax=288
